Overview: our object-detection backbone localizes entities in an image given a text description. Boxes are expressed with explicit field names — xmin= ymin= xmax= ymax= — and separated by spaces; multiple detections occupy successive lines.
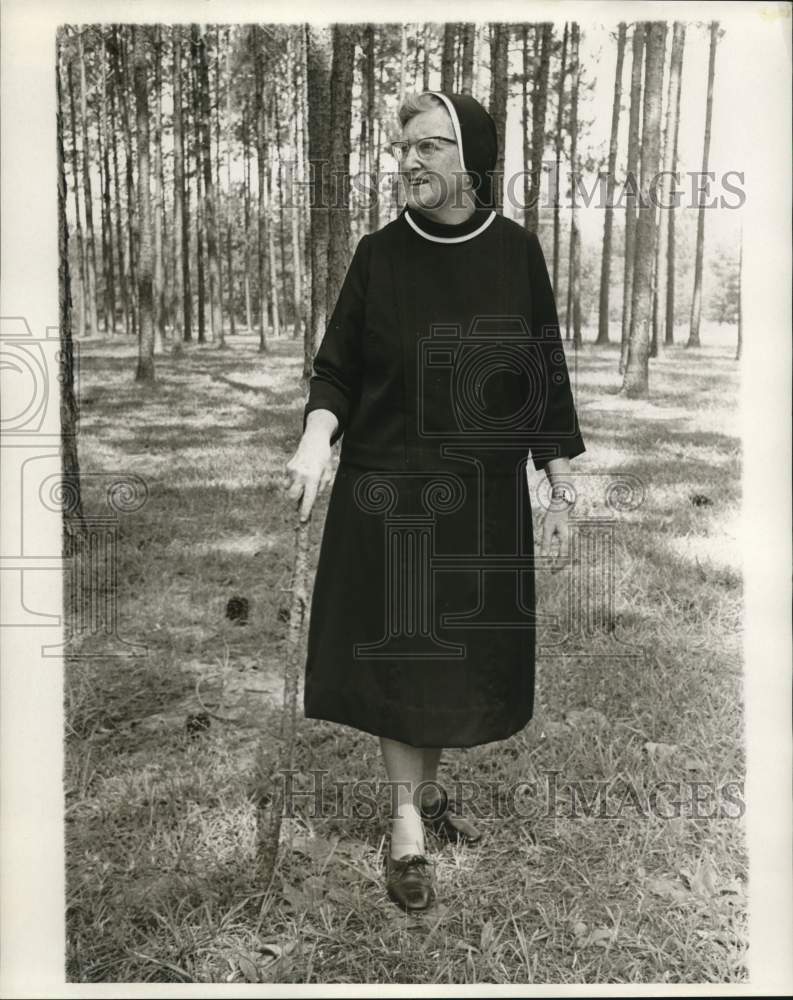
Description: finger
xmin=300 ymin=479 xmax=319 ymax=522
xmin=287 ymin=479 xmax=305 ymax=503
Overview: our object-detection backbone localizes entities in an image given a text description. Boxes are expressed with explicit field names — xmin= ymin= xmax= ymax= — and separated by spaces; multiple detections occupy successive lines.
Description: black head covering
xmin=420 ymin=90 xmax=499 ymax=209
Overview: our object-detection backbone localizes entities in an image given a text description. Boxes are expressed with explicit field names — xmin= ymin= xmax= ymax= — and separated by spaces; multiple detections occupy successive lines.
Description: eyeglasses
xmin=388 ymin=136 xmax=458 ymax=162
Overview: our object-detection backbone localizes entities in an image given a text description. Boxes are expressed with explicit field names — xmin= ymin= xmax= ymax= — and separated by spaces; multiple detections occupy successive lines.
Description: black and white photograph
xmin=0 ymin=0 xmax=791 ymax=993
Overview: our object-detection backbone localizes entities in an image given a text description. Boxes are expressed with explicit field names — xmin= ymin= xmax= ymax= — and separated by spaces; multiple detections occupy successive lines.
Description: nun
xmin=285 ymin=90 xmax=586 ymax=911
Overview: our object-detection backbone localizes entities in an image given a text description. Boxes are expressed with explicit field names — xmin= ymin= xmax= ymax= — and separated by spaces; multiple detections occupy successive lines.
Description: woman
xmin=285 ymin=91 xmax=585 ymax=911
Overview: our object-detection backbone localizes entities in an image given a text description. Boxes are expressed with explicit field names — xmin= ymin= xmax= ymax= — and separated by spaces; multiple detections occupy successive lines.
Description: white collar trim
xmin=404 ymin=208 xmax=497 ymax=244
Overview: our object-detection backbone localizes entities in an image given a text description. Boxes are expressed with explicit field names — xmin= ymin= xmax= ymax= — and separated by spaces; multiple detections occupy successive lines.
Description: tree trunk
xmin=197 ymin=24 xmax=223 ymax=346
xmin=133 ymin=26 xmax=155 ymax=382
xmin=619 ymin=23 xmax=645 ymax=373
xmin=118 ymin=27 xmax=139 ymax=339
xmin=191 ymin=25 xmax=206 ymax=344
xmin=98 ymin=30 xmax=115 ymax=334
xmin=108 ymin=33 xmax=129 ymax=338
xmin=461 ymin=23 xmax=475 ymax=95
xmin=565 ymin=22 xmax=581 ymax=345
xmin=688 ymin=21 xmax=720 ymax=348
xmin=152 ymin=26 xmax=165 ymax=351
xmin=622 ymin=22 xmax=665 ymax=397
xmin=326 ymin=25 xmax=356 ymax=317
xmin=364 ymin=25 xmax=378 ymax=233
xmin=665 ymin=24 xmax=686 ymax=346
xmin=289 ymin=29 xmax=303 ymax=339
xmin=488 ymin=23 xmax=509 ymax=212
xmin=596 ymin=22 xmax=626 ymax=345
xmin=268 ymin=102 xmax=282 ymax=338
xmin=77 ymin=30 xmax=99 ymax=336
xmin=275 ymin=95 xmax=288 ymax=332
xmin=57 ymin=43 xmax=85 ymax=535
xmin=305 ymin=24 xmax=332 ymax=376
xmin=653 ymin=22 xmax=684 ymax=355
xmin=172 ymin=26 xmax=189 ymax=342
xmin=528 ymin=23 xmax=552 ymax=234
xmin=398 ymin=24 xmax=407 ymax=109
xmin=224 ymin=28 xmax=236 ymax=337
xmin=553 ymin=23 xmax=568 ymax=287
xmin=242 ymin=93 xmax=253 ymax=332
xmin=441 ymin=24 xmax=456 ymax=92
xmin=422 ymin=23 xmax=431 ymax=91
xmin=67 ymin=58 xmax=87 ymax=339
xmin=253 ymin=26 xmax=269 ymax=351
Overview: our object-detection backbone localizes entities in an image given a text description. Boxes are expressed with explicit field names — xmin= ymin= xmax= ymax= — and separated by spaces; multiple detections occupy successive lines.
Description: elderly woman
xmin=285 ymin=90 xmax=585 ymax=911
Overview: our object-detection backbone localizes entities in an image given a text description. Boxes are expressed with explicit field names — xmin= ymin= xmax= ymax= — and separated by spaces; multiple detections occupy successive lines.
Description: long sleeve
xmin=302 ymin=234 xmax=370 ymax=446
xmin=526 ymin=232 xmax=586 ymax=472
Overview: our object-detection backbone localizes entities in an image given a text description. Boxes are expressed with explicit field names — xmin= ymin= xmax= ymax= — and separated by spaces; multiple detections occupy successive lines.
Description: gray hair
xmin=397 ymin=91 xmax=446 ymax=127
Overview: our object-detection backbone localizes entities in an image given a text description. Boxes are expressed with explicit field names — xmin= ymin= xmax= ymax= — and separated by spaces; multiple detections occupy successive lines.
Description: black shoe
xmin=419 ymin=787 xmax=483 ymax=845
xmin=384 ymin=853 xmax=435 ymax=911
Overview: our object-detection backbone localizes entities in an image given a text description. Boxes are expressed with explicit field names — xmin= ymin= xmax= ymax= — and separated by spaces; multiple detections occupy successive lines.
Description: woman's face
xmin=399 ymin=106 xmax=467 ymax=215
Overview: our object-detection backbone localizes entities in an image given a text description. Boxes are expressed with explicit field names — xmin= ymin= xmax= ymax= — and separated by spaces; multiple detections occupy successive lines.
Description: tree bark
xmin=191 ymin=25 xmax=206 ymax=344
xmin=622 ymin=22 xmax=665 ymax=397
xmin=619 ymin=23 xmax=645 ymax=373
xmin=596 ymin=22 xmax=626 ymax=345
xmin=461 ymin=23 xmax=475 ymax=95
xmin=98 ymin=30 xmax=115 ymax=334
xmin=528 ymin=23 xmax=552 ymax=234
xmin=57 ymin=41 xmax=85 ymax=536
xmin=553 ymin=23 xmax=568 ymax=287
xmin=305 ymin=24 xmax=332 ymax=376
xmin=665 ymin=24 xmax=686 ymax=346
xmin=422 ymin=23 xmax=431 ymax=91
xmin=688 ymin=21 xmax=720 ymax=348
xmin=441 ymin=24 xmax=456 ymax=92
xmin=521 ymin=26 xmax=531 ymax=228
xmin=488 ymin=23 xmax=509 ymax=212
xmin=77 ymin=30 xmax=100 ymax=336
xmin=242 ymin=92 xmax=253 ymax=332
xmin=289 ymin=29 xmax=303 ymax=339
xmin=364 ymin=25 xmax=378 ymax=233
xmin=326 ymin=25 xmax=356 ymax=318
xmin=66 ymin=57 xmax=87 ymax=339
xmin=565 ymin=22 xmax=582 ymax=346
xmin=253 ymin=26 xmax=270 ymax=351
xmin=225 ymin=26 xmax=236 ymax=337
xmin=653 ymin=22 xmax=684 ymax=355
xmin=197 ymin=24 xmax=224 ymax=346
xmin=118 ymin=27 xmax=139 ymax=339
xmin=152 ymin=26 xmax=165 ymax=350
xmin=107 ymin=30 xmax=129 ymax=337
xmin=173 ymin=26 xmax=189 ymax=341
xmin=268 ymin=100 xmax=282 ymax=338
xmin=133 ymin=25 xmax=155 ymax=382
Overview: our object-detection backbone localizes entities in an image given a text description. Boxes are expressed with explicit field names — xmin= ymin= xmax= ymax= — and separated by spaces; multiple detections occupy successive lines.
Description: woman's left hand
xmin=539 ymin=506 xmax=571 ymax=571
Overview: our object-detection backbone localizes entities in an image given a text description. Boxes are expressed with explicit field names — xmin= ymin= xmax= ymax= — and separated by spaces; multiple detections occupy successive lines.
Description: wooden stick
xmin=257 ymin=515 xmax=312 ymax=883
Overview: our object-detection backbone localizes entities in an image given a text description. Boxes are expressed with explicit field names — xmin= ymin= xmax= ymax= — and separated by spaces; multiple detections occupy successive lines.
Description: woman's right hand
xmin=285 ymin=428 xmax=335 ymax=523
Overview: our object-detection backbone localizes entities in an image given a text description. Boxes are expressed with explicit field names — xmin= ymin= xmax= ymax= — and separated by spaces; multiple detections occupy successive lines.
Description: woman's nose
xmin=401 ymin=142 xmax=422 ymax=172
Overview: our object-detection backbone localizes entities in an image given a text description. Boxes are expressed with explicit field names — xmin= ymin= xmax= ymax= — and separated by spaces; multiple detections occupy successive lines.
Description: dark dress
xmin=301 ymin=205 xmax=585 ymax=748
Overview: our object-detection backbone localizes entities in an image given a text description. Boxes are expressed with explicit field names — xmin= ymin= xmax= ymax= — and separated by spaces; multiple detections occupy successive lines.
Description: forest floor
xmin=65 ymin=324 xmax=746 ymax=984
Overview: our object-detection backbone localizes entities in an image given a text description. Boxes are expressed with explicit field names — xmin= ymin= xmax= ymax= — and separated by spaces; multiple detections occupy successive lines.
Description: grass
xmin=64 ymin=325 xmax=746 ymax=983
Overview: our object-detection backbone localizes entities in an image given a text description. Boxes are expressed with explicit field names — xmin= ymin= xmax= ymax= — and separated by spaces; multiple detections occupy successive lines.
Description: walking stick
xmin=257 ymin=512 xmax=313 ymax=885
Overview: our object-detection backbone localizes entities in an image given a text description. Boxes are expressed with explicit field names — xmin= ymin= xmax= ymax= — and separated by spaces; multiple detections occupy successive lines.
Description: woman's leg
xmin=379 ymin=737 xmax=426 ymax=858
xmin=420 ymin=748 xmax=444 ymax=810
